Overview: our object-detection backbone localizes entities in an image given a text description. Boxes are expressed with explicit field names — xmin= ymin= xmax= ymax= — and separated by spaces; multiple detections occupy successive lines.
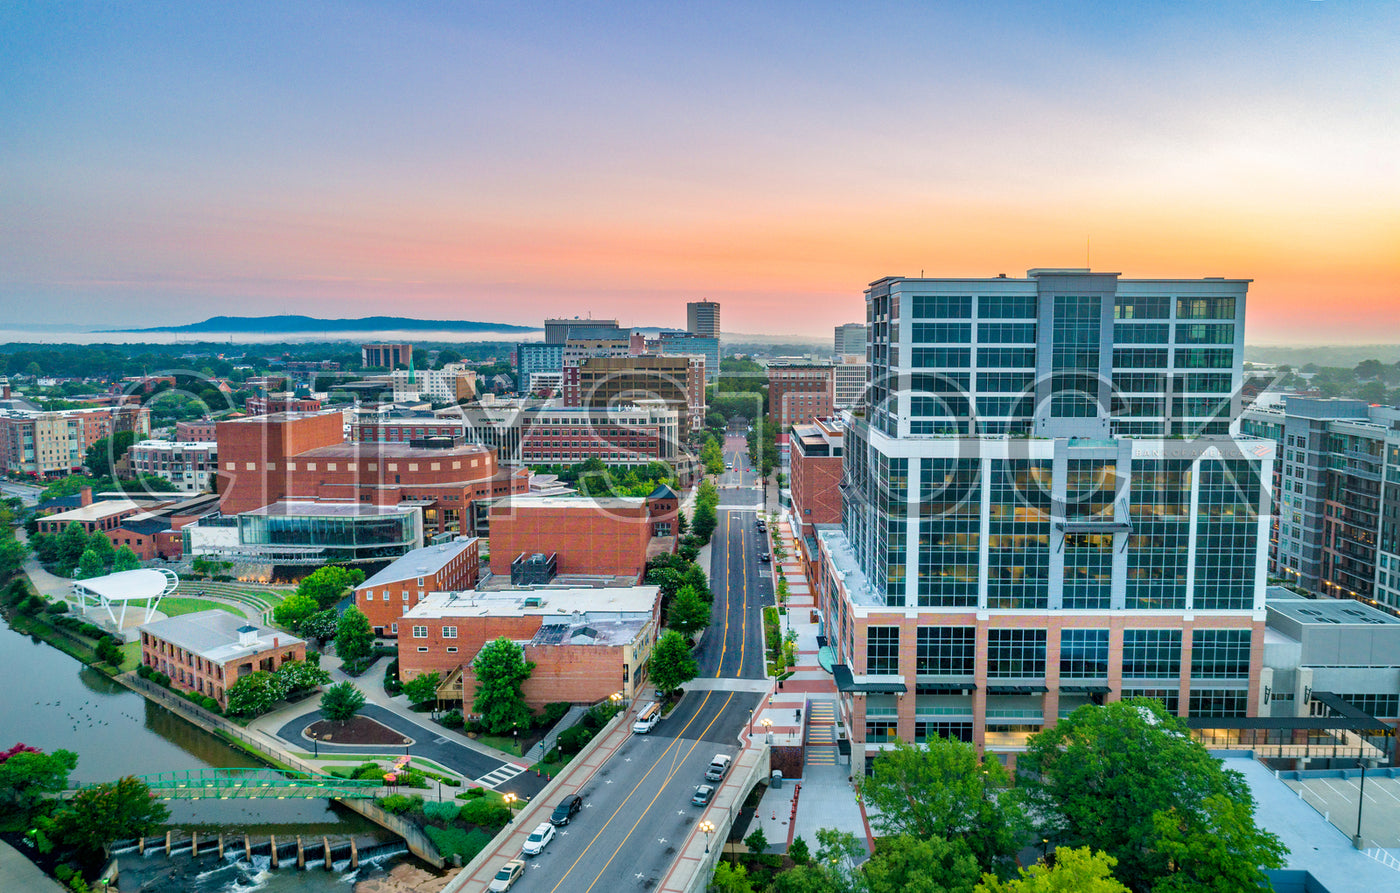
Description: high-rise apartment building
xmin=0 ymin=405 xmax=151 ymax=478
xmin=572 ymin=355 xmax=705 ymax=433
xmin=657 ymin=331 xmax=720 ymax=383
xmin=1241 ymin=397 xmax=1400 ymax=613
xmin=361 ymin=343 xmax=412 ymax=369
xmin=833 ymin=355 xmax=867 ymax=410
xmin=814 ymin=269 xmax=1271 ymax=771
xmin=834 ymin=322 xmax=867 ymax=355
xmin=768 ymin=364 xmax=835 ymax=430
xmin=686 ymin=301 xmax=721 ymax=339
xmin=516 ymin=343 xmax=564 ymax=394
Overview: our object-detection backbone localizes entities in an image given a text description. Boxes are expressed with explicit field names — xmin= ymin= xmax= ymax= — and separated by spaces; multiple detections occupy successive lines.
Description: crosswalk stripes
xmin=475 ymin=763 xmax=525 ymax=789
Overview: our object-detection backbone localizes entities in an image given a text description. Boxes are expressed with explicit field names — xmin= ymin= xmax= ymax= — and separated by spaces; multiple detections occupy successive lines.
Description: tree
xmin=58 ymin=521 xmax=89 ymax=569
xmin=744 ymin=825 xmax=768 ymax=854
xmin=701 ymin=438 xmax=725 ymax=476
xmin=225 ymin=670 xmax=287 ymax=717
xmin=0 ymin=747 xmax=78 ymax=817
xmin=1019 ymin=700 xmax=1283 ymax=892
xmin=297 ymin=608 xmax=339 ymax=640
xmin=974 ymin=847 xmax=1128 ymax=893
xmin=859 ymin=738 xmax=1026 ymax=873
xmin=87 ymin=530 xmax=115 ymax=566
xmin=767 ymin=865 xmax=847 ymax=893
xmin=76 ymin=548 xmax=105 ymax=580
xmin=335 ymin=606 xmax=374 ymax=662
xmin=273 ymin=592 xmax=320 ymax=630
xmin=275 ymin=659 xmax=331 ymax=694
xmin=54 ymin=776 xmax=169 ymax=858
xmin=403 ymin=671 xmax=442 ymax=707
xmin=647 ymin=630 xmax=698 ymax=694
xmin=84 ymin=431 xmax=135 ymax=479
xmin=865 ymin=834 xmax=981 ymax=893
xmin=297 ymin=565 xmax=366 ymax=611
xmin=666 ymin=585 xmax=711 ymax=635
xmin=1149 ymin=794 xmax=1286 ymax=892
xmin=320 ymin=681 xmax=366 ymax=722
xmin=645 ymin=552 xmax=709 ymax=602
xmin=472 ymin=637 xmax=535 ymax=735
xmin=710 ymin=860 xmax=757 ymax=893
xmin=0 ymin=535 xmax=29 ymax=581
xmin=113 ymin=544 xmax=140 ymax=572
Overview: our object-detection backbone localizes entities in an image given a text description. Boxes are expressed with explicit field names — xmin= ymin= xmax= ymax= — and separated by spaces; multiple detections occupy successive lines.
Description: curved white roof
xmin=73 ymin=568 xmax=179 ymax=602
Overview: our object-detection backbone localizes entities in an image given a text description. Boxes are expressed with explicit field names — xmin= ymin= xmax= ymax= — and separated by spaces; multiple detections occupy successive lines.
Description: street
xmin=497 ymin=437 xmax=769 ymax=891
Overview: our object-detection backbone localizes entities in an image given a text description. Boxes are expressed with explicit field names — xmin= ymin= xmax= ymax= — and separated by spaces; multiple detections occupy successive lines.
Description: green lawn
xmin=118 ymin=640 xmax=141 ymax=673
xmin=131 ymin=596 xmax=243 ymax=617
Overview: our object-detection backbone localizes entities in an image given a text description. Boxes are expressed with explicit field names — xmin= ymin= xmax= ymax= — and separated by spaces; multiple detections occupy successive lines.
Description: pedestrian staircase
xmin=804 ymin=699 xmax=838 ymax=767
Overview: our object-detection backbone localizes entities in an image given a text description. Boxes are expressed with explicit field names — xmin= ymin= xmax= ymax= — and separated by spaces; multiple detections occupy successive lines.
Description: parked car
xmin=759 ymin=552 xmax=770 ymax=563
xmin=705 ymin=753 xmax=732 ymax=781
xmin=692 ymin=783 xmax=715 ymax=806
xmin=521 ymin=821 xmax=555 ymax=856
xmin=550 ymin=794 xmax=583 ymax=826
xmin=488 ymin=859 xmax=525 ymax=891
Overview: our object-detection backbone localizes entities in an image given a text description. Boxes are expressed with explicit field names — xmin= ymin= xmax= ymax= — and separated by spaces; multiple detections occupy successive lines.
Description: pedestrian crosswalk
xmin=475 ymin=763 xmax=525 ymax=789
xmin=805 ymin=700 xmax=839 ymax=766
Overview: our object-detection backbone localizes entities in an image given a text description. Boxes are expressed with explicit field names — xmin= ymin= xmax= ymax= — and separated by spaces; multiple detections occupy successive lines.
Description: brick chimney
xmin=79 ymin=486 xmax=93 ymax=507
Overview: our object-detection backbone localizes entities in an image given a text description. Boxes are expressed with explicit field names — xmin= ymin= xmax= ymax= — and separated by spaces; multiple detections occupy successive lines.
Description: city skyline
xmin=3 ymin=2 xmax=1397 ymax=343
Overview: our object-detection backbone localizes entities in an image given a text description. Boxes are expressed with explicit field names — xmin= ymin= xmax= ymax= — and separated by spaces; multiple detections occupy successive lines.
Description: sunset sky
xmin=3 ymin=2 xmax=1397 ymax=343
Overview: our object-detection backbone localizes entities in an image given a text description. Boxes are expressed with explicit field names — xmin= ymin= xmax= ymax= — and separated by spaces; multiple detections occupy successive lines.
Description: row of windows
xmin=410 ymin=625 xmax=458 ymax=638
xmin=909 ymin=294 xmax=1043 ymax=319
xmin=867 ymin=626 xmax=1250 ymax=680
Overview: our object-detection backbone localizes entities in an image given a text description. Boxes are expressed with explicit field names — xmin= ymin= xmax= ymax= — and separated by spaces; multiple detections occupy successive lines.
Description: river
xmin=0 ymin=616 xmax=421 ymax=892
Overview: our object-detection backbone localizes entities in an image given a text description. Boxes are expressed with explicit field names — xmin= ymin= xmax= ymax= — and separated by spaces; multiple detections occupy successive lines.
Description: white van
xmin=632 ymin=702 xmax=661 ymax=734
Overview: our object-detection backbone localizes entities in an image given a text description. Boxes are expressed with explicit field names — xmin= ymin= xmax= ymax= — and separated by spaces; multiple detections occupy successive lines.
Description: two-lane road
xmin=503 ymin=439 xmax=769 ymax=891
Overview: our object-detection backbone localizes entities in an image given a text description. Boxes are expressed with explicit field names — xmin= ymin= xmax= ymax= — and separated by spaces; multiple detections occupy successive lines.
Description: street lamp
xmin=504 ymin=791 xmax=518 ymax=821
xmin=761 ymin=717 xmax=773 ymax=744
xmin=1354 ymin=763 xmax=1370 ymax=849
xmin=699 ymin=819 xmax=715 ymax=854
xmin=748 ymin=708 xmax=754 ymax=737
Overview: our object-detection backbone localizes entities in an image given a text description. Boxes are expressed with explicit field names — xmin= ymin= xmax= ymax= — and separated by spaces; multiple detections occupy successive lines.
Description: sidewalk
xmin=0 ymin=841 xmax=65 ymax=892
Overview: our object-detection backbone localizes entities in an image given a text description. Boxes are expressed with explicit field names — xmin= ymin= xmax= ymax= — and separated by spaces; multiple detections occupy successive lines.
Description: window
xmin=1191 ymin=629 xmax=1250 ymax=679
xmin=417 ymin=646 xmax=429 ymax=653
xmin=1122 ymin=687 xmax=1179 ymax=713
xmin=1188 ymin=688 xmax=1247 ymax=718
xmin=363 ymin=591 xmax=374 ymax=601
xmin=1113 ymin=323 xmax=1170 ymax=344
xmin=442 ymin=626 xmax=457 ymax=639
xmin=866 ymin=626 xmax=900 ymax=674
xmin=1122 ymin=629 xmax=1182 ymax=678
xmin=912 ymin=295 xmax=972 ymax=318
xmin=1059 ymin=629 xmax=1109 ymax=678
xmin=411 ymin=626 xmax=428 ymax=639
xmin=978 ymin=295 xmax=1037 ymax=319
xmin=915 ymin=721 xmax=973 ymax=743
xmin=1114 ymin=296 xmax=1171 ymax=320
xmin=1177 ymin=297 xmax=1236 ymax=319
xmin=978 ymin=347 xmax=1035 ymax=368
xmin=915 ymin=626 xmax=975 ymax=674
xmin=446 ymin=646 xmax=458 ymax=653
xmin=987 ymin=629 xmax=1046 ymax=678
xmin=402 ymin=592 xmax=409 ymax=601
xmin=913 ymin=323 xmax=972 ymax=344
xmin=912 ymin=347 xmax=971 ymax=368
xmin=865 ymin=721 xmax=898 ymax=743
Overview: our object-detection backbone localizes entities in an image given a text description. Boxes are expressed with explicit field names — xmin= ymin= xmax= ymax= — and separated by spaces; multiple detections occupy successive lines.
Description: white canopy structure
xmin=72 ymin=568 xmax=180 ymax=629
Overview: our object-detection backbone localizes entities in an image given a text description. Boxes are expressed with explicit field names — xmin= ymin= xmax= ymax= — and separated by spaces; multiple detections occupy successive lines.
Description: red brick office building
xmin=354 ymin=537 xmax=481 ymax=636
xmin=140 ymin=611 xmax=306 ymax=708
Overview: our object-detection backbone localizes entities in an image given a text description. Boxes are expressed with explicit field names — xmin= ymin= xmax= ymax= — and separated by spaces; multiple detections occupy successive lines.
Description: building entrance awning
xmin=1060 ymin=684 xmax=1112 ymax=694
xmin=833 ymin=664 xmax=907 ymax=694
xmin=986 ymin=684 xmax=1050 ymax=695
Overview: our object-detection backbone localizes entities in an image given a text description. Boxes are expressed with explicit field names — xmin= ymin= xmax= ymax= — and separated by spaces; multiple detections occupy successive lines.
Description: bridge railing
xmin=138 ymin=767 xmax=383 ymax=800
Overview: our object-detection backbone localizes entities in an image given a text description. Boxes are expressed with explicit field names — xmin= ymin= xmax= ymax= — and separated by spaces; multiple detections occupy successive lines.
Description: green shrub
xmin=543 ymin=747 xmax=560 ymax=764
xmin=151 ymin=671 xmax=170 ymax=688
xmin=55 ymin=865 xmax=75 ymax=883
xmin=353 ymin=763 xmax=386 ymax=781
xmin=376 ymin=794 xmax=422 ymax=815
xmin=44 ymin=601 xmax=69 ymax=615
xmin=557 ymin=724 xmax=594 ymax=755
xmin=458 ymin=797 xmax=510 ymax=827
xmin=423 ymin=825 xmax=491 ymax=860
xmin=536 ymin=701 xmax=571 ymax=728
xmin=459 ymin=786 xmax=487 ymax=799
xmin=422 ymin=800 xmax=459 ymax=822
xmin=397 ymin=770 xmax=428 ymax=789
xmin=437 ymin=709 xmax=463 ymax=729
xmin=136 ymin=664 xmax=152 ymax=679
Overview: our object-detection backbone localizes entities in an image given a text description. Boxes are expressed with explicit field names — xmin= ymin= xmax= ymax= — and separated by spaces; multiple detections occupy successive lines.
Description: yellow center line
xmin=581 ymin=691 xmax=737 ymax=893
xmin=715 ymin=511 xmax=731 ymax=677
xmin=545 ymin=690 xmax=716 ymax=893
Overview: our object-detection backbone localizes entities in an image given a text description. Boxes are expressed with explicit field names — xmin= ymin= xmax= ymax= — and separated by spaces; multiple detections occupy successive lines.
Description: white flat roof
xmin=403 ymin=586 xmax=659 ymax=620
xmin=43 ymin=499 xmax=145 ymax=522
xmin=73 ymin=569 xmax=174 ymax=602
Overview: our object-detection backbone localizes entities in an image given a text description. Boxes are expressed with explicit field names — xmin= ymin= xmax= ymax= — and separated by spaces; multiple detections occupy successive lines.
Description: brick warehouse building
xmin=215 ymin=411 xmax=528 ymax=537
xmin=397 ymin=586 xmax=661 ymax=707
xmin=487 ymin=486 xmax=679 ymax=580
xmin=789 ymin=418 xmax=844 ymax=541
xmin=140 ymin=610 xmax=305 ymax=707
xmin=354 ymin=537 xmax=481 ymax=636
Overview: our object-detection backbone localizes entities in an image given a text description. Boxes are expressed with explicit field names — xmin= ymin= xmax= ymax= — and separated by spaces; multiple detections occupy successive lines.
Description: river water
xmin=0 ymin=617 xmax=421 ymax=892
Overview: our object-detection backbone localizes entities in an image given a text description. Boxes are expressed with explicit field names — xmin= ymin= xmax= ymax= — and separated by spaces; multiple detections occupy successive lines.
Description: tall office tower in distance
xmin=813 ymin=268 xmax=1271 ymax=773
xmin=834 ymin=322 xmax=867 ymax=355
xmin=686 ymin=301 xmax=721 ymax=339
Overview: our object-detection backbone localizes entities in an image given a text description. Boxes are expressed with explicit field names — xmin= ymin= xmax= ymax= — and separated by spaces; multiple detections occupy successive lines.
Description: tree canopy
xmin=320 ymin=681 xmax=366 ymax=722
xmin=665 ymin=584 xmax=711 ymax=635
xmin=472 ymin=637 xmax=535 ymax=734
xmin=54 ymin=776 xmax=169 ymax=858
xmin=403 ymin=671 xmax=442 ymax=706
xmin=975 ymin=847 xmax=1129 ymax=893
xmin=273 ymin=592 xmax=320 ymax=629
xmin=647 ymin=630 xmax=698 ymax=694
xmin=859 ymin=738 xmax=1026 ymax=874
xmin=865 ymin=834 xmax=981 ymax=893
xmin=296 ymin=565 xmax=365 ymax=611
xmin=1019 ymin=700 xmax=1286 ymax=892
xmin=335 ymin=605 xmax=374 ymax=662
xmin=0 ymin=746 xmax=78 ymax=818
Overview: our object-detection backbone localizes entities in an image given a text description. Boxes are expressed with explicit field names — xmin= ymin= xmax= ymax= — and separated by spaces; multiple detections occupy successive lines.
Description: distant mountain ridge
xmin=109 ymin=315 xmax=539 ymax=334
